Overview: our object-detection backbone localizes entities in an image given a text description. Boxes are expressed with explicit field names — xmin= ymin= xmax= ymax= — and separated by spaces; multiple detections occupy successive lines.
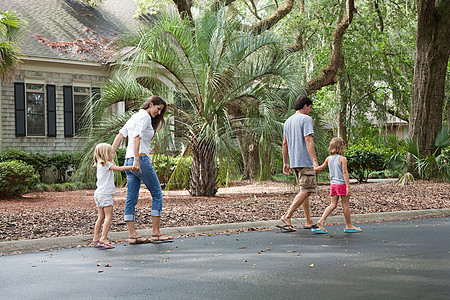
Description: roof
xmin=0 ymin=0 xmax=140 ymax=63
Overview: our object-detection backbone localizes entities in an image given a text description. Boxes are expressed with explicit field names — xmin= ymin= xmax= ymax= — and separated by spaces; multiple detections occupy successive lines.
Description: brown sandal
xmin=128 ymin=236 xmax=150 ymax=244
xmin=151 ymin=234 xmax=174 ymax=242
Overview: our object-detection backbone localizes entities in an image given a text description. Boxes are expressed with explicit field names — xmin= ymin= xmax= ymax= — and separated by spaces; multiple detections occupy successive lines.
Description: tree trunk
xmin=235 ymin=130 xmax=259 ymax=180
xmin=304 ymin=1 xmax=356 ymax=95
xmin=408 ymin=1 xmax=450 ymax=160
xmin=189 ymin=138 xmax=217 ymax=196
xmin=337 ymin=75 xmax=349 ymax=144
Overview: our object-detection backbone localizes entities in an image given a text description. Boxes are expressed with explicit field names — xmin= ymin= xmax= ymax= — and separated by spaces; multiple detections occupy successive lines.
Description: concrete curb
xmin=1 ymin=208 xmax=449 ymax=255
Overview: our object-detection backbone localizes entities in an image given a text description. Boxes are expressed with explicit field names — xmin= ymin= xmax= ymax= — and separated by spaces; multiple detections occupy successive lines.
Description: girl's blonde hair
xmin=93 ymin=143 xmax=113 ymax=167
xmin=329 ymin=137 xmax=345 ymax=155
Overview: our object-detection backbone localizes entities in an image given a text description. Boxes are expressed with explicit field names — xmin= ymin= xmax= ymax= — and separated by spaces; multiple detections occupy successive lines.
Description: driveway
xmin=1 ymin=216 xmax=449 ymax=299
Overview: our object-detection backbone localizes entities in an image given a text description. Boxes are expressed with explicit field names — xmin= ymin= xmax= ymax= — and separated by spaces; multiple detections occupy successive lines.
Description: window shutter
xmin=14 ymin=82 xmax=26 ymax=137
xmin=63 ymin=85 xmax=73 ymax=137
xmin=46 ymin=85 xmax=56 ymax=137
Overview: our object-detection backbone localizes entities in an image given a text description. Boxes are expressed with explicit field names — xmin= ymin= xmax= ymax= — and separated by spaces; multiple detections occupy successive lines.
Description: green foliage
xmin=166 ymin=156 xmax=193 ymax=191
xmin=345 ymin=140 xmax=387 ymax=182
xmin=0 ymin=148 xmax=47 ymax=179
xmin=0 ymin=10 xmax=25 ymax=80
xmin=0 ymin=160 xmax=40 ymax=198
xmin=0 ymin=149 xmax=83 ymax=184
xmin=390 ymin=127 xmax=449 ymax=182
xmin=151 ymin=154 xmax=178 ymax=187
xmin=48 ymin=152 xmax=82 ymax=183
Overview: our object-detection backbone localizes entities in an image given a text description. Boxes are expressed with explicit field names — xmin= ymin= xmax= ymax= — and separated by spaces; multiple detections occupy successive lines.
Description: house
xmin=0 ymin=0 xmax=140 ymax=153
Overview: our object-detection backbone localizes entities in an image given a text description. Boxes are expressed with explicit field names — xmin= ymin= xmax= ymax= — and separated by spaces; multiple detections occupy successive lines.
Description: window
xmin=26 ymin=83 xmax=45 ymax=136
xmin=73 ymin=86 xmax=90 ymax=135
xmin=15 ymin=81 xmax=54 ymax=137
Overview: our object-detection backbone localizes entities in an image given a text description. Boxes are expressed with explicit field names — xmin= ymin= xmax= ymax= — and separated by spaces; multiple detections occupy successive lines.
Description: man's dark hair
xmin=294 ymin=95 xmax=312 ymax=110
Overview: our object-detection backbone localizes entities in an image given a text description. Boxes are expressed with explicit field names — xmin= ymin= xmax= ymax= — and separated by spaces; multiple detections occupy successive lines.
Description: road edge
xmin=1 ymin=208 xmax=449 ymax=255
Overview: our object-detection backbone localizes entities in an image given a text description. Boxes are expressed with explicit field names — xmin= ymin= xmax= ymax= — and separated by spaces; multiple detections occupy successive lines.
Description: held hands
xmin=132 ymin=161 xmax=142 ymax=173
xmin=313 ymin=161 xmax=320 ymax=174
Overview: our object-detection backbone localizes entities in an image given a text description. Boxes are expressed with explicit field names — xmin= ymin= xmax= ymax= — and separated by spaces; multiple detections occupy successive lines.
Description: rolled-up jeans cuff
xmin=124 ymin=214 xmax=135 ymax=222
xmin=151 ymin=210 xmax=161 ymax=217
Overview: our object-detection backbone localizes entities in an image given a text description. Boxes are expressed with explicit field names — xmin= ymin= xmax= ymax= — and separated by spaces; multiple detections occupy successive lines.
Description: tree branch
xmin=305 ymin=0 xmax=356 ymax=95
xmin=248 ymin=0 xmax=295 ymax=34
xmin=173 ymin=0 xmax=193 ymax=20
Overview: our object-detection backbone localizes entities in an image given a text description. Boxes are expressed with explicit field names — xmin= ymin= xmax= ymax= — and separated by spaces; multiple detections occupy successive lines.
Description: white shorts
xmin=94 ymin=193 xmax=114 ymax=208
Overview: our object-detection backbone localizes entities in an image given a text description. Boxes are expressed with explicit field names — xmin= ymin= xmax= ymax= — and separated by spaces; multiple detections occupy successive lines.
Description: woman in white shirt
xmin=112 ymin=96 xmax=173 ymax=244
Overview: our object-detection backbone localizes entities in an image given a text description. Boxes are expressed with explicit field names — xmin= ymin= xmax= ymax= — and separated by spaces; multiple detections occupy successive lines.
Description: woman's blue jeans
xmin=124 ymin=155 xmax=163 ymax=221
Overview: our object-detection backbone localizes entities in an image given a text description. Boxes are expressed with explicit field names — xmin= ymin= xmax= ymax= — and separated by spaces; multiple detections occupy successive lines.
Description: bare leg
xmin=341 ymin=195 xmax=359 ymax=230
xmin=100 ymin=206 xmax=113 ymax=244
xmin=150 ymin=216 xmax=173 ymax=241
xmin=301 ymin=198 xmax=316 ymax=227
xmin=317 ymin=195 xmax=338 ymax=229
xmin=127 ymin=221 xmax=139 ymax=238
xmin=281 ymin=191 xmax=311 ymax=226
xmin=93 ymin=207 xmax=105 ymax=243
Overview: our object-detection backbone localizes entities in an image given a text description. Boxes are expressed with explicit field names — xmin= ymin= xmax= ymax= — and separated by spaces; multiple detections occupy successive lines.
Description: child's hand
xmin=346 ymin=188 xmax=351 ymax=197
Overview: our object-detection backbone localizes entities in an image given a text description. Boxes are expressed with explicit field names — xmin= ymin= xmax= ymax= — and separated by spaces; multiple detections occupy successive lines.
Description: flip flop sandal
xmin=303 ymin=224 xmax=319 ymax=229
xmin=311 ymin=228 xmax=328 ymax=234
xmin=128 ymin=236 xmax=150 ymax=244
xmin=276 ymin=224 xmax=296 ymax=232
xmin=151 ymin=234 xmax=174 ymax=242
xmin=92 ymin=241 xmax=102 ymax=248
xmin=99 ymin=242 xmax=115 ymax=249
xmin=344 ymin=228 xmax=362 ymax=233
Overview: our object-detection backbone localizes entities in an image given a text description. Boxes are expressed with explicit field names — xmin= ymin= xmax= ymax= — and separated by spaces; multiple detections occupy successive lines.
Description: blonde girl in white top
xmin=93 ymin=143 xmax=133 ymax=249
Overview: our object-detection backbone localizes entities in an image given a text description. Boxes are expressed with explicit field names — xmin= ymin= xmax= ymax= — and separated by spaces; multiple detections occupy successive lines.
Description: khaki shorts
xmin=293 ymin=167 xmax=317 ymax=193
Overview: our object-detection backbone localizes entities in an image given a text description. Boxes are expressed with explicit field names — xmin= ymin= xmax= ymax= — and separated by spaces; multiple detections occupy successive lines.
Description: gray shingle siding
xmin=1 ymin=0 xmax=139 ymax=154
xmin=2 ymin=68 xmax=108 ymax=153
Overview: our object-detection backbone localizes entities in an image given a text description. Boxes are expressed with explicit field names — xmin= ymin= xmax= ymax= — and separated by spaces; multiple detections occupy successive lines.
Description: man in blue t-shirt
xmin=280 ymin=95 xmax=319 ymax=231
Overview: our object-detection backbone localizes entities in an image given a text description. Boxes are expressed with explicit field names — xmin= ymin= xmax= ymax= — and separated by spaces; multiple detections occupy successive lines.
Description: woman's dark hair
xmin=294 ymin=95 xmax=313 ymax=110
xmin=142 ymin=95 xmax=167 ymax=131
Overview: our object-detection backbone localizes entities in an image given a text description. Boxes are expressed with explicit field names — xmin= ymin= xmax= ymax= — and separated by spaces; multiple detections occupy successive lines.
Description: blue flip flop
xmin=344 ymin=228 xmax=362 ymax=233
xmin=311 ymin=228 xmax=328 ymax=234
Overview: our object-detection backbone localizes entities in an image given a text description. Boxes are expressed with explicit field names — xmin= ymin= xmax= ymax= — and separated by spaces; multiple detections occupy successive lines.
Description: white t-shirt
xmin=119 ymin=109 xmax=154 ymax=158
xmin=95 ymin=161 xmax=115 ymax=195
xmin=283 ymin=113 xmax=314 ymax=168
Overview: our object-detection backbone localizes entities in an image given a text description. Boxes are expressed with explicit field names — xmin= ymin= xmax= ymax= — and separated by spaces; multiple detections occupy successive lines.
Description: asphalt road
xmin=1 ymin=217 xmax=449 ymax=300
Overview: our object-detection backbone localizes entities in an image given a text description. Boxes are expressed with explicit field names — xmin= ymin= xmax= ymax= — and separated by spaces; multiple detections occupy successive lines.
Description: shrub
xmin=49 ymin=152 xmax=82 ymax=183
xmin=151 ymin=154 xmax=178 ymax=186
xmin=346 ymin=140 xmax=386 ymax=182
xmin=0 ymin=148 xmax=48 ymax=180
xmin=166 ymin=156 xmax=192 ymax=190
xmin=0 ymin=160 xmax=40 ymax=198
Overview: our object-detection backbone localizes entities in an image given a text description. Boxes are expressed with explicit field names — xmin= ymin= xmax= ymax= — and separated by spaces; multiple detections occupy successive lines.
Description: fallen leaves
xmin=0 ymin=180 xmax=449 ymax=243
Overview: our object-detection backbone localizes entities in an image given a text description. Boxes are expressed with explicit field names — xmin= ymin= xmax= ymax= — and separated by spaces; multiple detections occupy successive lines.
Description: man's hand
xmin=313 ymin=161 xmax=319 ymax=174
xmin=283 ymin=163 xmax=290 ymax=175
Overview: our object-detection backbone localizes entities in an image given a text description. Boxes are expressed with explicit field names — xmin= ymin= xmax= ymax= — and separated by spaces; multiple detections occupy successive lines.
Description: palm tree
xmin=0 ymin=10 xmax=25 ymax=80
xmin=79 ymin=7 xmax=301 ymax=196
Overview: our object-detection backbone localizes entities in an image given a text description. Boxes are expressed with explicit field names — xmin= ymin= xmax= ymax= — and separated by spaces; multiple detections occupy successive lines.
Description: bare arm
xmin=110 ymin=164 xmax=133 ymax=172
xmin=111 ymin=133 xmax=124 ymax=154
xmin=282 ymin=136 xmax=290 ymax=175
xmin=132 ymin=136 xmax=141 ymax=172
xmin=305 ymin=135 xmax=319 ymax=168
xmin=340 ymin=156 xmax=351 ymax=196
xmin=314 ymin=157 xmax=329 ymax=172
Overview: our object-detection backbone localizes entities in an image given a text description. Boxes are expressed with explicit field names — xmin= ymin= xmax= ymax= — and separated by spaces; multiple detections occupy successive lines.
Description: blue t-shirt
xmin=283 ymin=113 xmax=314 ymax=168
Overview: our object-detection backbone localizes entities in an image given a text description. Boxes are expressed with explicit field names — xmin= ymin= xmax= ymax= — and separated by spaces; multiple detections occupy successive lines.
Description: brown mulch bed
xmin=0 ymin=180 xmax=449 ymax=242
